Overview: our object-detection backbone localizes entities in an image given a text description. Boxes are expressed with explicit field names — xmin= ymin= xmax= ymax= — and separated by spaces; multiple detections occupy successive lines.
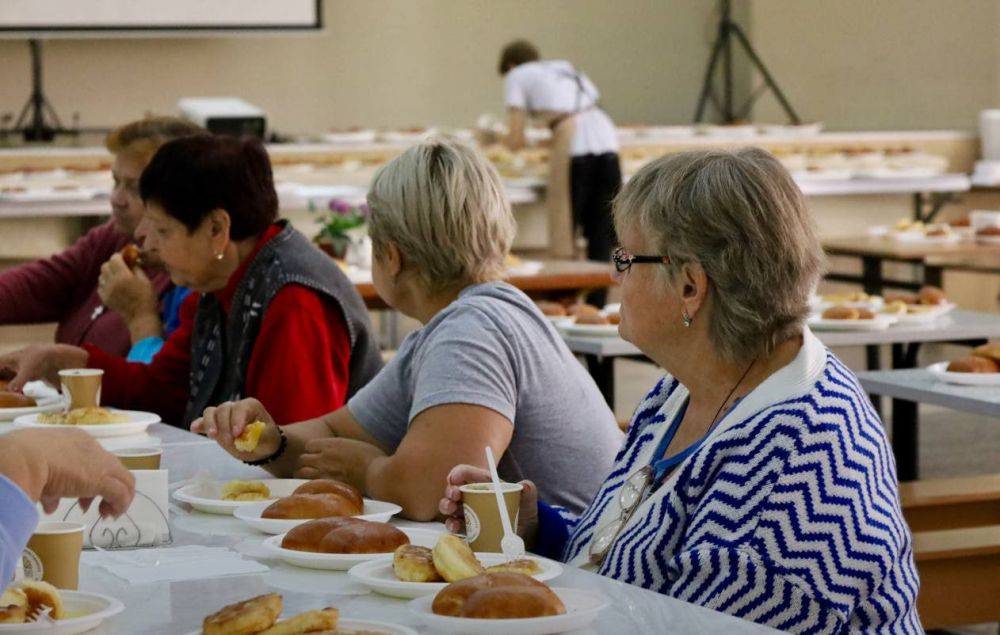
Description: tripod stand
xmin=12 ymin=40 xmax=75 ymax=142
xmin=693 ymin=0 xmax=800 ymax=124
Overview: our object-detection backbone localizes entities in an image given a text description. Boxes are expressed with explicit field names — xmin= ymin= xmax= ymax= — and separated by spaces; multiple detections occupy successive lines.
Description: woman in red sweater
xmin=1 ymin=135 xmax=382 ymax=427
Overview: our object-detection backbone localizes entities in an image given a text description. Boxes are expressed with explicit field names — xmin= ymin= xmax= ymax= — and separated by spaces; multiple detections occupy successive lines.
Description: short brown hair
xmin=105 ymin=116 xmax=203 ymax=161
xmin=498 ymin=39 xmax=540 ymax=75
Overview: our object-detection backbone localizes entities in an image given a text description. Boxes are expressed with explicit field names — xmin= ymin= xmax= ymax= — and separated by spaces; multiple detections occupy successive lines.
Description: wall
xmin=748 ymin=0 xmax=1000 ymax=131
xmin=0 ymin=0 xmax=740 ymax=135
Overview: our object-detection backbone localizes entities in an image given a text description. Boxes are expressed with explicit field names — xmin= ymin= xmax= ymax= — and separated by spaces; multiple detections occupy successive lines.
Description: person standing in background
xmin=497 ymin=39 xmax=621 ymax=305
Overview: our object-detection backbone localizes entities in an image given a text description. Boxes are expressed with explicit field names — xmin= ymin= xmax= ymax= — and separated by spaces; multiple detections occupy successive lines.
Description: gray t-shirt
xmin=348 ymin=281 xmax=623 ymax=513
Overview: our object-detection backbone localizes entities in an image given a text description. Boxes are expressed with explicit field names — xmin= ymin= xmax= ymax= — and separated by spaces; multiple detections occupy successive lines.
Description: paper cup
xmin=59 ymin=368 xmax=103 ymax=410
xmin=114 ymin=447 xmax=162 ymax=470
xmin=460 ymin=482 xmax=522 ymax=553
xmin=23 ymin=522 xmax=85 ymax=590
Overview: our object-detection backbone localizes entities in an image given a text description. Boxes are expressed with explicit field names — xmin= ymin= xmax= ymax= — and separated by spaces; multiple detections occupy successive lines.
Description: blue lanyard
xmin=648 ymin=397 xmax=740 ymax=484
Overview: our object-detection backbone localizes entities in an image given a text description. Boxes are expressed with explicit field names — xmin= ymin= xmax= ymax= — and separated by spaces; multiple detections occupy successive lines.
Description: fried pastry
xmin=431 ymin=572 xmax=563 ymax=618
xmin=259 ymin=607 xmax=338 ymax=635
xmin=262 ymin=493 xmax=362 ymax=520
xmin=393 ymin=544 xmax=443 ymax=582
xmin=221 ymin=480 xmax=271 ymax=502
xmin=19 ymin=580 xmax=64 ymax=620
xmin=821 ymin=306 xmax=859 ymax=320
xmin=281 ymin=517 xmax=408 ymax=554
xmin=292 ymin=479 xmax=363 ymax=512
xmin=432 ymin=534 xmax=485 ymax=583
xmin=485 ymin=558 xmax=543 ymax=576
xmin=234 ymin=421 xmax=266 ymax=452
xmin=203 ymin=593 xmax=282 ymax=635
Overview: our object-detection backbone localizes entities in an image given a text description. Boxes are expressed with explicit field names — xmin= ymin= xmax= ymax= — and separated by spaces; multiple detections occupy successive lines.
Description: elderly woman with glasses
xmin=442 ymin=148 xmax=921 ymax=633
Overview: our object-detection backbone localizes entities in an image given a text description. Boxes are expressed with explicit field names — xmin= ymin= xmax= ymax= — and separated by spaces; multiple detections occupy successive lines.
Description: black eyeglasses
xmin=612 ymin=246 xmax=666 ymax=273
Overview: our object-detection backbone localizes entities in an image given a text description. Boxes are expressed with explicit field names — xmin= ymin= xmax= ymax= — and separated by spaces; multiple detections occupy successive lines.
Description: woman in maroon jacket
xmin=0 ymin=117 xmax=201 ymax=357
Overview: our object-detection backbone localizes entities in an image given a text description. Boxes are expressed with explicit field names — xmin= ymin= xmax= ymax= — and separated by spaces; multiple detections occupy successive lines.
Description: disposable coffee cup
xmin=23 ymin=522 xmax=85 ymax=590
xmin=114 ymin=447 xmax=162 ymax=470
xmin=59 ymin=368 xmax=103 ymax=410
xmin=460 ymin=482 xmax=522 ymax=553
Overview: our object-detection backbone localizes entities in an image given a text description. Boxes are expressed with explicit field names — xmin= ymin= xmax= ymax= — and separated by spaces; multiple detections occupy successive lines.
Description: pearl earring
xmin=215 ymin=252 xmax=224 ymax=261
xmin=682 ymin=308 xmax=692 ymax=327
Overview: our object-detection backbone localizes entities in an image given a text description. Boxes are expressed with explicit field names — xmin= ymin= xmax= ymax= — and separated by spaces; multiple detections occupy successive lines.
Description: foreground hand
xmin=191 ymin=398 xmax=280 ymax=461
xmin=295 ymin=438 xmax=387 ymax=493
xmin=98 ymin=254 xmax=158 ymax=322
xmin=438 ymin=464 xmax=539 ymax=539
xmin=0 ymin=344 xmax=89 ymax=393
xmin=0 ymin=429 xmax=135 ymax=517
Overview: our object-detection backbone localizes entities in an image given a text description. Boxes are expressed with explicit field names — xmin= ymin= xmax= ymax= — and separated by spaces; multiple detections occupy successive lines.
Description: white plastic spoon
xmin=485 ymin=446 xmax=525 ymax=558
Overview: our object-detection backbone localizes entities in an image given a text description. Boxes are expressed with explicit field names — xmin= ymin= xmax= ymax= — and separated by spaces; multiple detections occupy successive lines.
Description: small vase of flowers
xmin=314 ymin=198 xmax=368 ymax=260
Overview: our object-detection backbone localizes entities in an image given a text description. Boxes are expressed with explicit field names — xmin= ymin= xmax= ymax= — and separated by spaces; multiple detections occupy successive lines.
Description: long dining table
xmin=64 ymin=423 xmax=780 ymax=634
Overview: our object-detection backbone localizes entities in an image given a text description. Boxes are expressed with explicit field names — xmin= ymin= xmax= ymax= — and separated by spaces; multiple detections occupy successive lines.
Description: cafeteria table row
xmin=71 ymin=423 xmax=780 ymax=634
xmin=563 ymin=310 xmax=1000 ymax=482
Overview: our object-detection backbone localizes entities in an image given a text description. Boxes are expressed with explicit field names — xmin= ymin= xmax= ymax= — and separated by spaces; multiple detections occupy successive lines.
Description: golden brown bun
xmin=203 ymin=593 xmax=282 ymax=635
xmin=393 ymin=544 xmax=443 ymax=582
xmin=605 ymin=312 xmax=621 ymax=325
xmin=883 ymin=292 xmax=918 ymax=305
xmin=262 ymin=493 xmax=362 ymax=520
xmin=281 ymin=517 xmax=408 ymax=554
xmin=973 ymin=342 xmax=1000 ymax=362
xmin=432 ymin=534 xmax=485 ymax=582
xmin=947 ymin=356 xmax=1000 ymax=373
xmin=432 ymin=572 xmax=556 ymax=617
xmin=977 ymin=225 xmax=1000 ymax=236
xmin=856 ymin=308 xmax=876 ymax=320
xmin=918 ymin=286 xmax=947 ymax=306
xmin=485 ymin=558 xmax=543 ymax=576
xmin=19 ymin=580 xmax=63 ymax=620
xmin=258 ymin=608 xmax=338 ymax=635
xmin=0 ymin=605 xmax=26 ymax=624
xmin=292 ymin=480 xmax=363 ymax=512
xmin=566 ymin=303 xmax=601 ymax=318
xmin=574 ymin=313 xmax=610 ymax=325
xmin=461 ymin=586 xmax=566 ymax=619
xmin=536 ymin=301 xmax=566 ymax=317
xmin=0 ymin=392 xmax=35 ymax=408
xmin=821 ymin=306 xmax=859 ymax=320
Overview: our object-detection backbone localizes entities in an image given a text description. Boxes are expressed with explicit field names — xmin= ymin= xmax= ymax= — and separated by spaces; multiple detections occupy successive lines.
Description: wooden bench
xmin=899 ymin=473 xmax=1000 ymax=532
xmin=913 ymin=524 xmax=1000 ymax=629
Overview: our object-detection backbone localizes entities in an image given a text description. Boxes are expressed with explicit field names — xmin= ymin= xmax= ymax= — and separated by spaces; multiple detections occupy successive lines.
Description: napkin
xmin=82 ymin=545 xmax=269 ymax=584
xmin=42 ymin=469 xmax=170 ymax=548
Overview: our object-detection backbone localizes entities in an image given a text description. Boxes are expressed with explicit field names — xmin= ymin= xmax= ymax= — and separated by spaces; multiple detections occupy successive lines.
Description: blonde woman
xmin=194 ymin=139 xmax=623 ymax=519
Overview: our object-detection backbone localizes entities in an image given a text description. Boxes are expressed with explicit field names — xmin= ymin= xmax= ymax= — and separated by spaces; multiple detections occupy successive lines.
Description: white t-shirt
xmin=504 ymin=60 xmax=619 ymax=157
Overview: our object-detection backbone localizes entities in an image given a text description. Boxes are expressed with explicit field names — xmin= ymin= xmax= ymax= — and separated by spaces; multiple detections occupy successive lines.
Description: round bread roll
xmin=977 ymin=225 xmax=1000 ymax=236
xmin=293 ymin=479 xmax=363 ymax=512
xmin=918 ymin=285 xmax=947 ymax=306
xmin=432 ymin=534 xmax=485 ymax=583
xmin=461 ymin=586 xmax=566 ymax=619
xmin=972 ymin=342 xmax=1000 ymax=362
xmin=432 ymin=572 xmax=556 ymax=617
xmin=946 ymin=356 xmax=1000 ymax=374
xmin=203 ymin=593 xmax=282 ymax=635
xmin=821 ymin=306 xmax=859 ymax=320
xmin=574 ymin=312 xmax=610 ymax=325
xmin=262 ymin=493 xmax=361 ymax=520
xmin=281 ymin=517 xmax=408 ymax=554
xmin=394 ymin=544 xmax=443 ymax=582
xmin=0 ymin=392 xmax=35 ymax=408
xmin=536 ymin=301 xmax=566 ymax=317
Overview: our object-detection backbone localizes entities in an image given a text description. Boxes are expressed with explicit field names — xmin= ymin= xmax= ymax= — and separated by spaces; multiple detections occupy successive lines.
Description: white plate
xmin=807 ymin=315 xmax=897 ymax=331
xmin=233 ymin=498 xmax=403 ymax=534
xmin=320 ymin=129 xmax=377 ymax=145
xmin=350 ymin=552 xmax=564 ymax=599
xmin=11 ymin=410 xmax=160 ymax=437
xmin=0 ymin=591 xmax=124 ymax=635
xmin=891 ymin=302 xmax=957 ymax=325
xmin=558 ymin=322 xmax=620 ymax=337
xmin=976 ymin=235 xmax=1000 ymax=245
xmin=889 ymin=231 xmax=961 ymax=244
xmin=171 ymin=479 xmax=309 ymax=515
xmin=263 ymin=527 xmax=444 ymax=571
xmin=408 ymin=587 xmax=607 ymax=635
xmin=0 ymin=395 xmax=65 ymax=422
xmin=927 ymin=361 xmax=1000 ymax=386
xmin=185 ymin=617 xmax=418 ymax=635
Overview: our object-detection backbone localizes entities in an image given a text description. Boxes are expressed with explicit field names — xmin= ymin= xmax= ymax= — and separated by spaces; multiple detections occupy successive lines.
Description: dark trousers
xmin=570 ymin=152 xmax=621 ymax=306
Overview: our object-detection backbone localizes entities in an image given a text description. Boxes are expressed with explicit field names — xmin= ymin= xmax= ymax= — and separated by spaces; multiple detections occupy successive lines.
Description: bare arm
xmin=503 ymin=107 xmax=528 ymax=151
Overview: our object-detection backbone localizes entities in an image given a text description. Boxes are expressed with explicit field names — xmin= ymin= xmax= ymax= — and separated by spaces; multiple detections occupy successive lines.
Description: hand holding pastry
xmin=439 ymin=464 xmax=539 ymax=544
xmin=192 ymin=398 xmax=280 ymax=461
xmin=98 ymin=253 xmax=160 ymax=341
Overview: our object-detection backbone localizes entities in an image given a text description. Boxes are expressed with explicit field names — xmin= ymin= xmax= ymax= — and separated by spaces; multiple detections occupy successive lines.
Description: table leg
xmin=890 ymin=343 xmax=922 ymax=482
xmin=924 ymin=265 xmax=943 ymax=288
xmin=587 ymin=355 xmax=615 ymax=410
xmin=861 ymin=256 xmax=884 ymax=296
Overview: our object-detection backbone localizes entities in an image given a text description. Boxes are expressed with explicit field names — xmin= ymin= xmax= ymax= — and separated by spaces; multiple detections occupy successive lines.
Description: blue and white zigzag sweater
xmin=539 ymin=333 xmax=921 ymax=633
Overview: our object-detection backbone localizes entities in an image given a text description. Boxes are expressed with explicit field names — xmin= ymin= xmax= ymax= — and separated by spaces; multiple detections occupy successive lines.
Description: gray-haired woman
xmin=442 ymin=148 xmax=921 ymax=632
xmin=194 ymin=138 xmax=623 ymax=520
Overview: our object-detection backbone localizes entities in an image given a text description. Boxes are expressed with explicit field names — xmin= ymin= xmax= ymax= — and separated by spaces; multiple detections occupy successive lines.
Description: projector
xmin=178 ymin=97 xmax=266 ymax=139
